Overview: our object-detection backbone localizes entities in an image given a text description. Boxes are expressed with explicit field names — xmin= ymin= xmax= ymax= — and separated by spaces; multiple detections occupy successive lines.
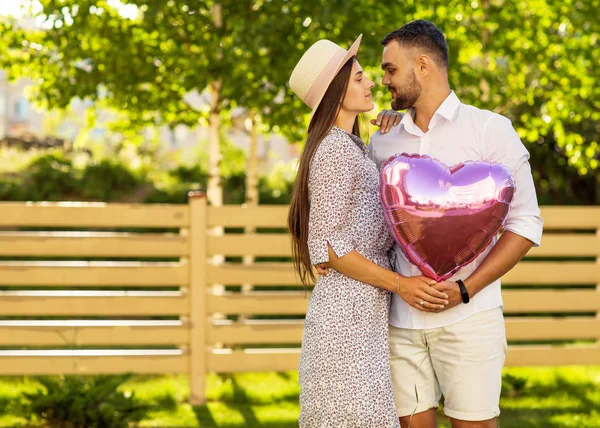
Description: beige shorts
xmin=389 ymin=307 xmax=507 ymax=421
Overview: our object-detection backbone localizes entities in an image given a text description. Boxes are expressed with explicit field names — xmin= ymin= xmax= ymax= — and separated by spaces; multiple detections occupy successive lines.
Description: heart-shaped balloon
xmin=379 ymin=153 xmax=515 ymax=282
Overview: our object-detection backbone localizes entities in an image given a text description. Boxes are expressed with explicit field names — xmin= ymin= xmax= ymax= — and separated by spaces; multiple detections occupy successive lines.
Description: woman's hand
xmin=396 ymin=275 xmax=449 ymax=312
xmin=317 ymin=259 xmax=447 ymax=312
xmin=370 ymin=109 xmax=403 ymax=134
xmin=316 ymin=263 xmax=331 ymax=276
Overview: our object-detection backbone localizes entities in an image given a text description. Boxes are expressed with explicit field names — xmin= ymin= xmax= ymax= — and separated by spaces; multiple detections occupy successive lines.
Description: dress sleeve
xmin=307 ymin=136 xmax=363 ymax=266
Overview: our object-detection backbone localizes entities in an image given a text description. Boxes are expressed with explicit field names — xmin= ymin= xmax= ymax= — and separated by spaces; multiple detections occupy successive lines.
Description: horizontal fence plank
xmin=0 ymin=260 xmax=593 ymax=289
xmin=207 ymin=349 xmax=301 ymax=373
xmin=503 ymin=290 xmax=600 ymax=313
xmin=506 ymin=346 xmax=600 ymax=366
xmin=208 ymin=206 xmax=288 ymax=228
xmin=0 ymin=291 xmax=188 ymax=316
xmin=540 ymin=206 xmax=600 ymax=229
xmin=208 ymin=232 xmax=600 ymax=258
xmin=208 ymin=234 xmax=291 ymax=257
xmin=205 ymin=206 xmax=599 ymax=230
xmin=0 ymin=320 xmax=188 ymax=346
xmin=208 ymin=320 xmax=304 ymax=344
xmin=503 ymin=262 xmax=600 ymax=285
xmin=527 ymin=234 xmax=600 ymax=257
xmin=2 ymin=204 xmax=594 ymax=230
xmin=207 ymin=262 xmax=600 ymax=287
xmin=207 ymin=263 xmax=301 ymax=286
xmin=0 ymin=202 xmax=188 ymax=228
xmin=2 ymin=317 xmax=595 ymax=348
xmin=205 ymin=290 xmax=600 ymax=315
xmin=207 ymin=345 xmax=600 ymax=372
xmin=208 ymin=317 xmax=600 ymax=345
xmin=0 ymin=232 xmax=188 ymax=257
xmin=209 ymin=233 xmax=600 ymax=258
xmin=505 ymin=317 xmax=600 ymax=340
xmin=207 ymin=293 xmax=308 ymax=315
xmin=3 ymin=230 xmax=585 ymax=259
xmin=0 ymin=351 xmax=187 ymax=375
xmin=0 ymin=261 xmax=188 ymax=286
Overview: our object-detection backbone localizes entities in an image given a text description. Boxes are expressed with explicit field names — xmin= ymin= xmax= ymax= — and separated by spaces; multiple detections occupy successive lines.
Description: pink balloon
xmin=379 ymin=153 xmax=515 ymax=282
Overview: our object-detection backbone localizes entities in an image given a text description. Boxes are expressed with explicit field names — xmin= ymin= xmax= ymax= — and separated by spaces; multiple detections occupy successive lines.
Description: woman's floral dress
xmin=299 ymin=126 xmax=400 ymax=427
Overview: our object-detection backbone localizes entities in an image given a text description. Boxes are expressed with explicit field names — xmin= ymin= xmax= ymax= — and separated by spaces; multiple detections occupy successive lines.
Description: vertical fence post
xmin=188 ymin=192 xmax=207 ymax=405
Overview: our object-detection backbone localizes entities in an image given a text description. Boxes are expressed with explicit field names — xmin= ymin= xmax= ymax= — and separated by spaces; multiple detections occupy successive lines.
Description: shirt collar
xmin=436 ymin=91 xmax=461 ymax=121
xmin=396 ymin=90 xmax=461 ymax=135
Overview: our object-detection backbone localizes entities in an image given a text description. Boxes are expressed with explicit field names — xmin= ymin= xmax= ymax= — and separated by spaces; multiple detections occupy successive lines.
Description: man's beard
xmin=390 ymin=71 xmax=421 ymax=110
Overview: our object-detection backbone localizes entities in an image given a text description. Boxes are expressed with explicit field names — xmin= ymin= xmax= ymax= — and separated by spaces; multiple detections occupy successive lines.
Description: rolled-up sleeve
xmin=307 ymin=137 xmax=362 ymax=265
xmin=484 ymin=114 xmax=544 ymax=246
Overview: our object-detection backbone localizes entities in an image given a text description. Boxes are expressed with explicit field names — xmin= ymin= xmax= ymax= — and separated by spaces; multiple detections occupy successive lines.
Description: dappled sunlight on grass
xmin=138 ymin=404 xmax=199 ymax=427
xmin=0 ymin=376 xmax=42 ymax=398
xmin=119 ymin=374 xmax=190 ymax=404
xmin=195 ymin=402 xmax=299 ymax=428
xmin=0 ymin=415 xmax=28 ymax=427
xmin=494 ymin=366 xmax=600 ymax=428
xmin=0 ymin=367 xmax=598 ymax=427
xmin=206 ymin=372 xmax=300 ymax=404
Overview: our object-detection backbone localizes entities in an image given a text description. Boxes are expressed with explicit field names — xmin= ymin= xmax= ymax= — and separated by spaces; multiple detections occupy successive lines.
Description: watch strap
xmin=456 ymin=279 xmax=470 ymax=304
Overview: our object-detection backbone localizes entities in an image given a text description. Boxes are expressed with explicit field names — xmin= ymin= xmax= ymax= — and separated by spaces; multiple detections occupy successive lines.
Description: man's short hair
xmin=381 ymin=20 xmax=448 ymax=67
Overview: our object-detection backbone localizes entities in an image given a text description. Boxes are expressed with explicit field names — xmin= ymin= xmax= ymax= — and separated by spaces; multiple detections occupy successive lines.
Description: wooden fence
xmin=0 ymin=195 xmax=598 ymax=404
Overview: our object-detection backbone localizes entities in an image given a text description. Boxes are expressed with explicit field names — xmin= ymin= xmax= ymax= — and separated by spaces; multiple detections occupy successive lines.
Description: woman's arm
xmin=326 ymin=245 xmax=449 ymax=312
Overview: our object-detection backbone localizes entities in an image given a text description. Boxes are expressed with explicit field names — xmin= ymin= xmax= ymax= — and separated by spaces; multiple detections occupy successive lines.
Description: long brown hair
xmin=288 ymin=57 xmax=362 ymax=287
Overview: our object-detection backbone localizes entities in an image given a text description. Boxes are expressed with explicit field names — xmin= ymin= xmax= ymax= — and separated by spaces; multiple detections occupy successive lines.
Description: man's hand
xmin=370 ymin=109 xmax=402 ymax=134
xmin=431 ymin=281 xmax=462 ymax=311
xmin=398 ymin=276 xmax=449 ymax=312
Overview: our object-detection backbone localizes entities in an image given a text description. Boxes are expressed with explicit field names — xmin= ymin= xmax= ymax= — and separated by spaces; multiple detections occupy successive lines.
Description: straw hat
xmin=289 ymin=34 xmax=362 ymax=121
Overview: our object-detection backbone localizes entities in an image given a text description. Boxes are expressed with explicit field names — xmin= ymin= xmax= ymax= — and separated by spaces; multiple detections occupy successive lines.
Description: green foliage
xmin=502 ymin=372 xmax=529 ymax=397
xmin=26 ymin=151 xmax=78 ymax=201
xmin=168 ymin=164 xmax=208 ymax=184
xmin=79 ymin=159 xmax=140 ymax=200
xmin=0 ymin=149 xmax=145 ymax=202
xmin=2 ymin=368 xmax=599 ymax=427
xmin=19 ymin=375 xmax=150 ymax=428
xmin=0 ymin=147 xmax=295 ymax=204
xmin=0 ymin=0 xmax=597 ymax=202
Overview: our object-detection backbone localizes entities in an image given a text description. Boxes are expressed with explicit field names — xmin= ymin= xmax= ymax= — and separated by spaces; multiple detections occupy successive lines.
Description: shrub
xmin=25 ymin=151 xmax=77 ymax=201
xmin=21 ymin=375 xmax=150 ymax=428
xmin=78 ymin=159 xmax=141 ymax=200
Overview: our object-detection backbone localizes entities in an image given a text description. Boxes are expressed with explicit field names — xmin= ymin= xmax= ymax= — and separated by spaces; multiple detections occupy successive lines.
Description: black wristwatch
xmin=456 ymin=280 xmax=470 ymax=304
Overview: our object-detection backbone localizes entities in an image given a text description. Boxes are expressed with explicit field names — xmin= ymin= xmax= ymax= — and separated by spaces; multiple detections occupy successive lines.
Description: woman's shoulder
xmin=317 ymin=126 xmax=366 ymax=156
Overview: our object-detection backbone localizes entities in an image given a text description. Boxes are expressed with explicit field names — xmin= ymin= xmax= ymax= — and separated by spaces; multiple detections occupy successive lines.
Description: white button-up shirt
xmin=369 ymin=91 xmax=544 ymax=330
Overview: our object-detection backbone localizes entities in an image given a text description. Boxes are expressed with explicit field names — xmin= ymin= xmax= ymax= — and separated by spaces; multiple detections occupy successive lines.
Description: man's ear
xmin=417 ymin=54 xmax=431 ymax=76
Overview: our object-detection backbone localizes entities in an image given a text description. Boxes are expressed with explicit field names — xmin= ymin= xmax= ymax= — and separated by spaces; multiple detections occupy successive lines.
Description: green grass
xmin=0 ymin=367 xmax=599 ymax=427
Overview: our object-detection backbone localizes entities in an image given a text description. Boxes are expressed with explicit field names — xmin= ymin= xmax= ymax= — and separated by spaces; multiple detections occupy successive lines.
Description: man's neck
xmin=413 ymin=86 xmax=452 ymax=133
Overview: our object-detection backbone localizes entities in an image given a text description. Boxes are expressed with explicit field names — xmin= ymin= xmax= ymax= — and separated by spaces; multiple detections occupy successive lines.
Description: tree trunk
xmin=242 ymin=111 xmax=259 ymax=309
xmin=208 ymin=2 xmax=225 ymax=325
xmin=245 ymin=111 xmax=259 ymax=206
xmin=207 ymin=79 xmax=222 ymax=209
xmin=207 ymin=2 xmax=223 ymax=210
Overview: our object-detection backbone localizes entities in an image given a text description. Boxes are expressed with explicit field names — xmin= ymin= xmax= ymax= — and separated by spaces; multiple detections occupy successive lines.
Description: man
xmin=370 ymin=20 xmax=543 ymax=428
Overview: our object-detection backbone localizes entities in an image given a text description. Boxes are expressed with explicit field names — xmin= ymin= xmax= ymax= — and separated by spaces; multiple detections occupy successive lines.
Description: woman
xmin=288 ymin=35 xmax=448 ymax=426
